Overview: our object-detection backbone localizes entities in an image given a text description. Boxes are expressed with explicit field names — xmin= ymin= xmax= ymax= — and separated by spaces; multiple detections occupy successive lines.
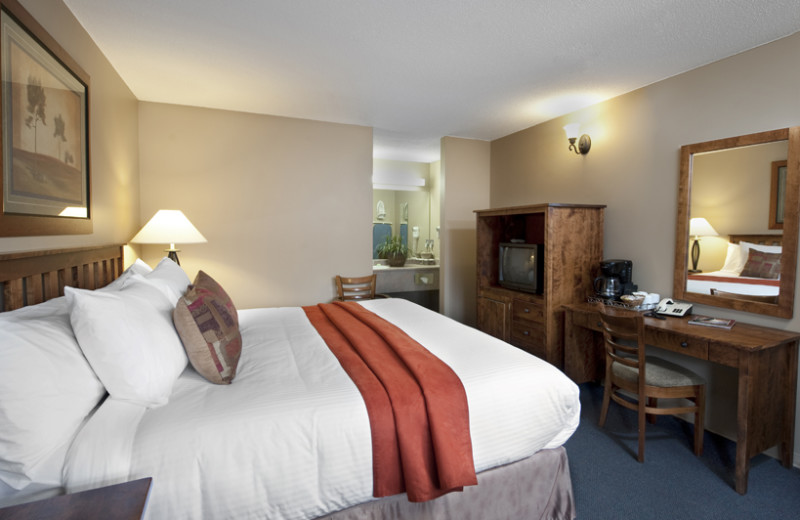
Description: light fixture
xmin=688 ymin=217 xmax=718 ymax=273
xmin=563 ymin=123 xmax=591 ymax=155
xmin=130 ymin=210 xmax=207 ymax=265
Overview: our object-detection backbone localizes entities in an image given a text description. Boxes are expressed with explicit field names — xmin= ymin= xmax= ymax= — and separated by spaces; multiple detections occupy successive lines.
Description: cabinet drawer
xmin=645 ymin=328 xmax=708 ymax=359
xmin=510 ymin=321 xmax=546 ymax=355
xmin=512 ymin=299 xmax=544 ymax=323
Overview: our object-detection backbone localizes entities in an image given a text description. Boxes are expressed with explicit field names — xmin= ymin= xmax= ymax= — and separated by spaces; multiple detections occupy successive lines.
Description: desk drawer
xmin=645 ymin=328 xmax=708 ymax=359
xmin=512 ymin=299 xmax=544 ymax=323
xmin=570 ymin=310 xmax=602 ymax=332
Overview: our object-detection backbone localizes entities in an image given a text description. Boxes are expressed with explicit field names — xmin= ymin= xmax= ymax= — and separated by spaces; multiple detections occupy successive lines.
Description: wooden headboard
xmin=0 ymin=244 xmax=124 ymax=312
xmin=728 ymin=234 xmax=783 ymax=247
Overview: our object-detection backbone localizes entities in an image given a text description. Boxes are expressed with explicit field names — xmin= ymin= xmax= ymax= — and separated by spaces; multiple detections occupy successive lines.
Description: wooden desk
xmin=564 ymin=302 xmax=799 ymax=494
xmin=0 ymin=478 xmax=152 ymax=520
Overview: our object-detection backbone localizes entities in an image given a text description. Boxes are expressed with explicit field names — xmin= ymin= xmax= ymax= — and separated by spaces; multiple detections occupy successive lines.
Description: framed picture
xmin=0 ymin=0 xmax=91 ymax=236
xmin=769 ymin=159 xmax=787 ymax=230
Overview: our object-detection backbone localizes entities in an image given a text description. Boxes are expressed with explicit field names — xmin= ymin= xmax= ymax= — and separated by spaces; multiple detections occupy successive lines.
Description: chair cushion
xmin=612 ymin=355 xmax=705 ymax=388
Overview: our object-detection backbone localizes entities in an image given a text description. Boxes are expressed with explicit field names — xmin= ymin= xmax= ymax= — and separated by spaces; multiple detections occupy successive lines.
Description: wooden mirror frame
xmin=673 ymin=127 xmax=800 ymax=319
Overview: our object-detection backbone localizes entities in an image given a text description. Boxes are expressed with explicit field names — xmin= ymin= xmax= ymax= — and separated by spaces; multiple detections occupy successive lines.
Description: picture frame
xmin=769 ymin=159 xmax=787 ymax=230
xmin=0 ymin=0 xmax=91 ymax=236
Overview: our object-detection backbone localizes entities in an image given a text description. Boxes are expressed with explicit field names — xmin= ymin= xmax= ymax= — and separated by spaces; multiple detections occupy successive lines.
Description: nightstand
xmin=0 ymin=477 xmax=152 ymax=520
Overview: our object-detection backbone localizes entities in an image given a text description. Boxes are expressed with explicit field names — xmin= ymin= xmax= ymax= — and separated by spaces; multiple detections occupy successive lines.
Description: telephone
xmin=656 ymin=298 xmax=693 ymax=317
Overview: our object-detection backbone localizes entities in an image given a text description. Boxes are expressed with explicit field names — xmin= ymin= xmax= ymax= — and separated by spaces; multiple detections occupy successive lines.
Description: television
xmin=499 ymin=242 xmax=544 ymax=294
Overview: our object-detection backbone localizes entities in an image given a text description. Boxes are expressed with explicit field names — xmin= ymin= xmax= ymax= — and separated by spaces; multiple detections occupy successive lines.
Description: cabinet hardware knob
xmin=523 ymin=331 xmax=530 ymax=336
xmin=524 ymin=308 xmax=530 ymax=313
xmin=680 ymin=341 xmax=689 ymax=348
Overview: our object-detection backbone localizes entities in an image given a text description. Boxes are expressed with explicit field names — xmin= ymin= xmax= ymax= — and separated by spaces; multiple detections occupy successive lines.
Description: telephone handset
xmin=655 ymin=298 xmax=693 ymax=317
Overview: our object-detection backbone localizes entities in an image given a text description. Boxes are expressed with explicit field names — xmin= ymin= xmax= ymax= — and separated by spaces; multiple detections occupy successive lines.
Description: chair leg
xmin=599 ymin=378 xmax=612 ymax=428
xmin=638 ymin=397 xmax=646 ymax=463
xmin=647 ymin=397 xmax=657 ymax=424
xmin=693 ymin=385 xmax=705 ymax=457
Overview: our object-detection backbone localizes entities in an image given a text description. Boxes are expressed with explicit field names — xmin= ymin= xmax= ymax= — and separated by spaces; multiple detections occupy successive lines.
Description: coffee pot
xmin=593 ymin=259 xmax=636 ymax=300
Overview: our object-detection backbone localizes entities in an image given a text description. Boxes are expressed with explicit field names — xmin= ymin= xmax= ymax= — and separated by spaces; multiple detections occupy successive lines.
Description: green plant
xmin=375 ymin=234 xmax=409 ymax=259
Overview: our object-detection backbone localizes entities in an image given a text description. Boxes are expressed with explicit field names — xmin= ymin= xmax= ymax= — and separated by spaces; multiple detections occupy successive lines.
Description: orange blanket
xmin=303 ymin=301 xmax=477 ymax=502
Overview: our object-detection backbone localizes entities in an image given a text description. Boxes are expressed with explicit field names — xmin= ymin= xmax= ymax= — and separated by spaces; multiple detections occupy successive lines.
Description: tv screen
xmin=499 ymin=242 xmax=544 ymax=294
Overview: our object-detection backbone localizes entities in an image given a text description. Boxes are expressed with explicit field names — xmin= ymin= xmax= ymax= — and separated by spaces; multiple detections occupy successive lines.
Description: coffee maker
xmin=593 ymin=259 xmax=637 ymax=300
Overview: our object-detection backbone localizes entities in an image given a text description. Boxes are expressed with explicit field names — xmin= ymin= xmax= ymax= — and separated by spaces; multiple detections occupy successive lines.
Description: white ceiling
xmin=63 ymin=0 xmax=800 ymax=163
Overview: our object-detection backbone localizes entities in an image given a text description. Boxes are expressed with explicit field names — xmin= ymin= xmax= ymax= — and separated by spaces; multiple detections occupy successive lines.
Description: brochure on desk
xmin=688 ymin=315 xmax=736 ymax=330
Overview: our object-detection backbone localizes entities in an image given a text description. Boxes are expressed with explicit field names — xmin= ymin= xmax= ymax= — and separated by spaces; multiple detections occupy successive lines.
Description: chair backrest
xmin=596 ymin=303 xmax=647 ymax=381
xmin=335 ymin=275 xmax=377 ymax=301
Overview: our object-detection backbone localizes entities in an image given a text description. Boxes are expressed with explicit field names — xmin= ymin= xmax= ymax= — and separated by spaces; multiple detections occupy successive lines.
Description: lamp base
xmin=165 ymin=248 xmax=181 ymax=265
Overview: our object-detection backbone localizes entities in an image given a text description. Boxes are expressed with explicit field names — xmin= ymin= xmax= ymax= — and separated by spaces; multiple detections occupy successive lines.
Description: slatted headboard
xmin=728 ymin=234 xmax=783 ymax=247
xmin=0 ymin=244 xmax=124 ymax=311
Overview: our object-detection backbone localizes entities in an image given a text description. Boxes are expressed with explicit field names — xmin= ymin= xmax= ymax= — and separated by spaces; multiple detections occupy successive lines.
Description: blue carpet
xmin=565 ymin=383 xmax=800 ymax=519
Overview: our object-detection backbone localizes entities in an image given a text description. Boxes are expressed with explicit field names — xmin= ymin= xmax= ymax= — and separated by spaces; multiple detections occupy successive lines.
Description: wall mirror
xmin=673 ymin=127 xmax=800 ymax=318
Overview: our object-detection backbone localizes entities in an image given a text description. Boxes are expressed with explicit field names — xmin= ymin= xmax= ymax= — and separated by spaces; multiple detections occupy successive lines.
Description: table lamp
xmin=131 ymin=210 xmax=207 ymax=265
xmin=689 ymin=217 xmax=718 ymax=273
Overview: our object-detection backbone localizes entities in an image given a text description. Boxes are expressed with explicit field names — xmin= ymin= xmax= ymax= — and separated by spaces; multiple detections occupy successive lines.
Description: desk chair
xmin=335 ymin=275 xmax=387 ymax=301
xmin=596 ymin=303 xmax=706 ymax=462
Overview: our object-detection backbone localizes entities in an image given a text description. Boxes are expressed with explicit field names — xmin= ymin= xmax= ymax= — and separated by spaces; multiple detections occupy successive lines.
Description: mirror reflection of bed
xmin=686 ymin=234 xmax=781 ymax=304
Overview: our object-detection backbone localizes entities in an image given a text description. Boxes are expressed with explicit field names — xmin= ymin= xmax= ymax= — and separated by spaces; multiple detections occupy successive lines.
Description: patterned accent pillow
xmin=173 ymin=271 xmax=242 ymax=384
xmin=740 ymin=249 xmax=781 ymax=279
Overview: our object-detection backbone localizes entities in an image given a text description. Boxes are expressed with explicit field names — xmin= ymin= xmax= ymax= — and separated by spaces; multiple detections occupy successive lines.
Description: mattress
xmin=62 ymin=298 xmax=580 ymax=519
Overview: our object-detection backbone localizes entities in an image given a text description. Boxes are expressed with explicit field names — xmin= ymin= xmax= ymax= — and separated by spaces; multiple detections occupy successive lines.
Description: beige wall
xmin=138 ymin=102 xmax=373 ymax=308
xmin=490 ymin=32 xmax=800 ymax=463
xmin=440 ymin=137 xmax=491 ymax=324
xmin=0 ymin=0 xmax=140 ymax=257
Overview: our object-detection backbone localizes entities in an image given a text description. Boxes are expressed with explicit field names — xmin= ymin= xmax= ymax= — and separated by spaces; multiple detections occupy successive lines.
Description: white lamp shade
xmin=563 ymin=123 xmax=581 ymax=140
xmin=689 ymin=217 xmax=719 ymax=238
xmin=131 ymin=210 xmax=207 ymax=245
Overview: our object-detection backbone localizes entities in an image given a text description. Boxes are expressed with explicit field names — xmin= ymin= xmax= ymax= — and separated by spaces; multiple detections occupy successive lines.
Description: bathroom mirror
xmin=673 ymin=127 xmax=800 ymax=318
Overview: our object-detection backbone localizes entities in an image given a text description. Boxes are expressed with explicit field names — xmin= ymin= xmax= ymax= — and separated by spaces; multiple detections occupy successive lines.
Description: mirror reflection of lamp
xmin=130 ymin=210 xmax=207 ymax=265
xmin=688 ymin=217 xmax=718 ymax=273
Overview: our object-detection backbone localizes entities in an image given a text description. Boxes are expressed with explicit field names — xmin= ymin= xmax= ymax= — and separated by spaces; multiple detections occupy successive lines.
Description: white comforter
xmin=63 ymin=299 xmax=580 ymax=519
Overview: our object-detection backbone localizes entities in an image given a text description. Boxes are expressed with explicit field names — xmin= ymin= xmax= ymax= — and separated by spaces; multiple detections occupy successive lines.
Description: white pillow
xmin=740 ymin=241 xmax=782 ymax=255
xmin=140 ymin=257 xmax=191 ymax=305
xmin=66 ymin=275 xmax=188 ymax=408
xmin=0 ymin=297 xmax=106 ymax=490
xmin=98 ymin=258 xmax=153 ymax=292
xmin=720 ymin=243 xmax=747 ymax=274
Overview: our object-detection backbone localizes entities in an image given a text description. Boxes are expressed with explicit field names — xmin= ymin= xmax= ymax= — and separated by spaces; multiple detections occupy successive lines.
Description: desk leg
xmin=564 ymin=312 xmax=602 ymax=384
xmin=735 ymin=342 xmax=798 ymax=495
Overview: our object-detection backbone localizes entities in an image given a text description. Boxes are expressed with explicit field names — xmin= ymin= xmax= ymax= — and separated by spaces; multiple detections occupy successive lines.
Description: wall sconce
xmin=563 ymin=123 xmax=591 ymax=155
xmin=130 ymin=209 xmax=207 ymax=265
xmin=688 ymin=217 xmax=718 ymax=273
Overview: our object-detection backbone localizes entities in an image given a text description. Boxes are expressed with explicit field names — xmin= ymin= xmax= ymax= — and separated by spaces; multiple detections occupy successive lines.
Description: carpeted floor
xmin=565 ymin=383 xmax=800 ymax=519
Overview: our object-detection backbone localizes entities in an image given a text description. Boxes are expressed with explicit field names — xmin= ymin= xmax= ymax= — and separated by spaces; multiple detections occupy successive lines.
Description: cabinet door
xmin=477 ymin=296 xmax=509 ymax=340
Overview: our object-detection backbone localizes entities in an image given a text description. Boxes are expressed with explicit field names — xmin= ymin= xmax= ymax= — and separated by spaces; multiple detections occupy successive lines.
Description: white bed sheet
xmin=686 ymin=270 xmax=779 ymax=297
xmin=63 ymin=299 xmax=580 ymax=520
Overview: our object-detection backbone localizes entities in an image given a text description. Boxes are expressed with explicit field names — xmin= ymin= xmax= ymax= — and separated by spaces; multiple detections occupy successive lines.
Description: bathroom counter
xmin=373 ymin=264 xmax=439 ymax=311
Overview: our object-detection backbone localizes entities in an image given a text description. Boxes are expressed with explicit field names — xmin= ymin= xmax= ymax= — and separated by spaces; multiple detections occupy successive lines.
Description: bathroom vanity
xmin=373 ymin=262 xmax=439 ymax=311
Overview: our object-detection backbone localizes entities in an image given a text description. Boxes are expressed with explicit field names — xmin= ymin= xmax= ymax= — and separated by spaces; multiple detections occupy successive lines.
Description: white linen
xmin=0 ymin=297 xmax=106 ymax=490
xmin=66 ymin=275 xmax=188 ymax=407
xmin=64 ymin=299 xmax=580 ymax=520
xmin=686 ymin=270 xmax=780 ymax=297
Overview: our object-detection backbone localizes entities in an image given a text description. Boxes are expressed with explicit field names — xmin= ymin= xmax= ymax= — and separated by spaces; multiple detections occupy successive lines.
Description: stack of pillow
xmin=0 ymin=258 xmax=241 ymax=497
xmin=720 ymin=241 xmax=782 ymax=279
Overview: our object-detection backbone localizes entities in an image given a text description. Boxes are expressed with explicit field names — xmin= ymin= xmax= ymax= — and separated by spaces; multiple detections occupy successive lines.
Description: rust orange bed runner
xmin=302 ymin=301 xmax=477 ymax=502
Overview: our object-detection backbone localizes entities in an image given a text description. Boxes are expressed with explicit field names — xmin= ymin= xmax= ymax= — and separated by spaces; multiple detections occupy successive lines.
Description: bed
xmin=0 ymin=245 xmax=580 ymax=519
xmin=686 ymin=234 xmax=782 ymax=302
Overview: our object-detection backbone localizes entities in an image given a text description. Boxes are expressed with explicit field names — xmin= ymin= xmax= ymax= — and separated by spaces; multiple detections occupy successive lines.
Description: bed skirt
xmin=321 ymin=446 xmax=575 ymax=520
